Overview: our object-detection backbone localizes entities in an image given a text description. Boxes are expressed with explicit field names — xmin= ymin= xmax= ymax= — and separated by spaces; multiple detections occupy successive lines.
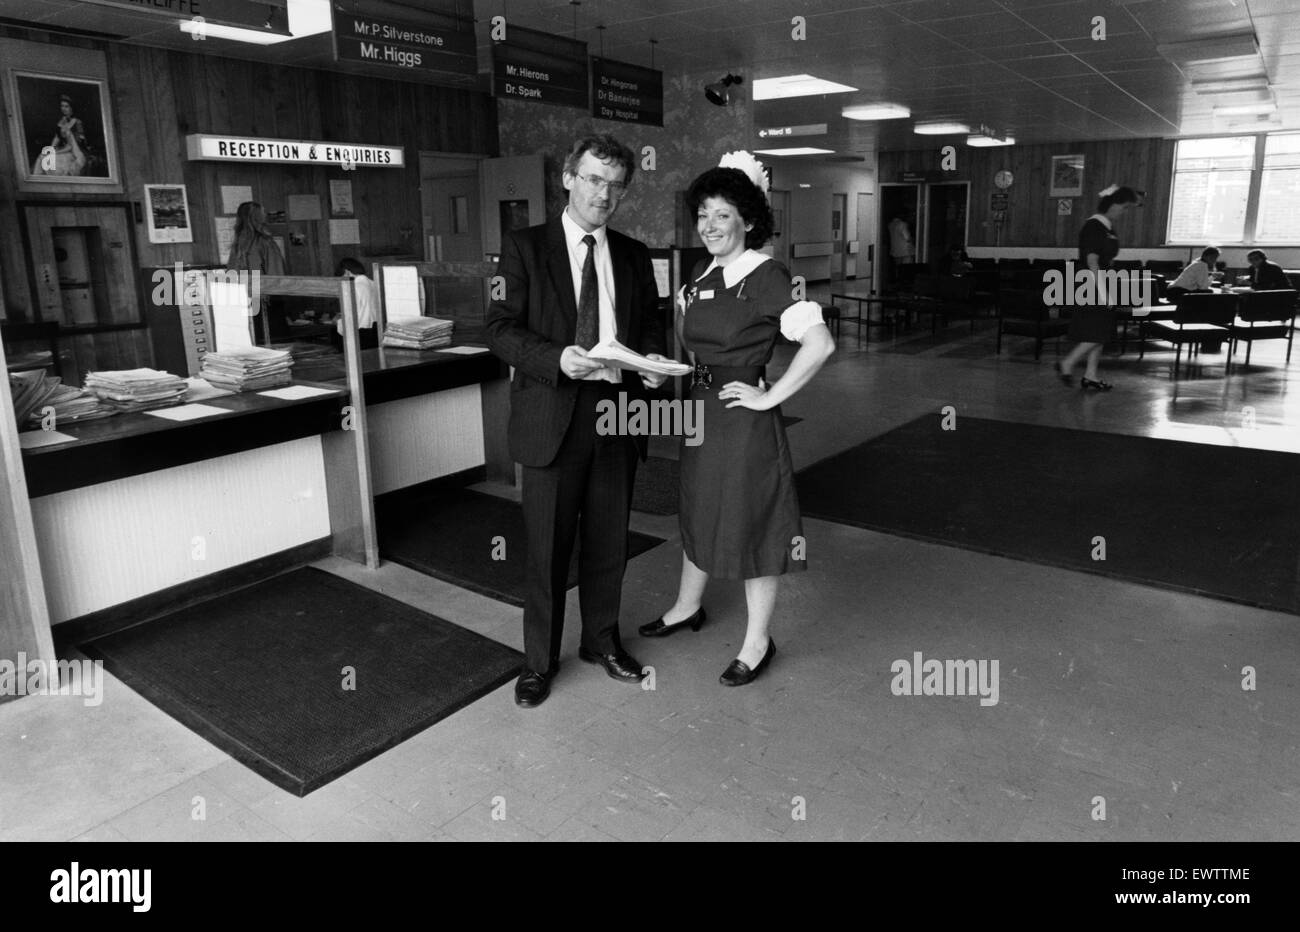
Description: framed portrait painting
xmin=5 ymin=70 xmax=120 ymax=191
xmin=1049 ymin=154 xmax=1085 ymax=198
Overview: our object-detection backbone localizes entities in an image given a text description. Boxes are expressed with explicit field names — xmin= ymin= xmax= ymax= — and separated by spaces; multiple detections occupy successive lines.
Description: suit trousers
xmin=520 ymin=380 xmax=638 ymax=674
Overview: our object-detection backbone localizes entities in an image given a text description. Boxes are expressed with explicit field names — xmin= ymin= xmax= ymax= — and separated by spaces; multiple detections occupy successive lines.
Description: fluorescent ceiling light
xmin=1157 ymin=33 xmax=1258 ymax=64
xmin=841 ymin=103 xmax=910 ymax=120
xmin=754 ymin=147 xmax=835 ymax=156
xmin=1214 ymin=102 xmax=1276 ymax=116
xmin=753 ymin=74 xmax=857 ymax=100
xmin=913 ymin=121 xmax=970 ymax=135
xmin=1191 ymin=75 xmax=1269 ymax=94
xmin=967 ymin=134 xmax=1015 ymax=147
xmin=178 ymin=0 xmax=332 ymax=45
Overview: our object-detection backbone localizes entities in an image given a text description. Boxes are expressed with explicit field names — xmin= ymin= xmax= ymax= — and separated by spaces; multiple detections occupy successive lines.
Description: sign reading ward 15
xmin=334 ymin=11 xmax=476 ymax=84
xmin=186 ymin=134 xmax=405 ymax=168
xmin=591 ymin=58 xmax=663 ymax=127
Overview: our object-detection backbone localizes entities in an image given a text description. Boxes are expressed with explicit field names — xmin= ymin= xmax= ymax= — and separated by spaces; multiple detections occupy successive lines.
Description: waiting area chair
xmin=996 ymin=289 xmax=1069 ymax=360
xmin=1229 ymin=289 xmax=1297 ymax=366
xmin=1140 ymin=292 xmax=1237 ymax=376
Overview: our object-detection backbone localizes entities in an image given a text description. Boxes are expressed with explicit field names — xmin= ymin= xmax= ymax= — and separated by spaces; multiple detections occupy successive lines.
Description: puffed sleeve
xmin=779 ymin=300 xmax=825 ymax=342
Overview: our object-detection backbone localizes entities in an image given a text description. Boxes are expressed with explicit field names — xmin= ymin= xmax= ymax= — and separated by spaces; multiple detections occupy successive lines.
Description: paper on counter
xmin=435 ymin=346 xmax=491 ymax=355
xmin=381 ymin=265 xmax=425 ymax=321
xmin=183 ymin=377 xmax=235 ymax=401
xmin=19 ymin=430 xmax=78 ymax=449
xmin=585 ymin=339 xmax=692 ymax=376
xmin=258 ymin=385 xmax=339 ymax=400
xmin=144 ymin=403 xmax=230 ymax=421
xmin=210 ymin=280 xmax=254 ymax=351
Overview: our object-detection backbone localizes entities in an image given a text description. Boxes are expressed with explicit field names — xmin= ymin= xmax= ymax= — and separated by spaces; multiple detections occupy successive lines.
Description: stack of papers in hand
xmin=9 ymin=370 xmax=61 ymax=426
xmin=84 ymin=368 xmax=189 ymax=412
xmin=382 ymin=316 xmax=453 ymax=350
xmin=585 ymin=339 xmax=692 ymax=376
xmin=26 ymin=382 xmax=112 ymax=427
xmin=199 ymin=346 xmax=294 ymax=392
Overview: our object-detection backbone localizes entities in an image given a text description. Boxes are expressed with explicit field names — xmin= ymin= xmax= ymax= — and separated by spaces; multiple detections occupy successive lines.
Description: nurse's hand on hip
xmin=720 ymin=379 xmax=770 ymax=410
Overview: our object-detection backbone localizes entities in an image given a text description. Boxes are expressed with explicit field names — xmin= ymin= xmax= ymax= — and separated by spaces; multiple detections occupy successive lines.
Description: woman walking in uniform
xmin=638 ymin=153 xmax=834 ymax=685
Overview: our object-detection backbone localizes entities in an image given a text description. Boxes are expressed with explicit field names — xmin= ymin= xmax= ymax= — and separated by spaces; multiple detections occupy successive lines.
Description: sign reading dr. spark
xmin=185 ymin=134 xmax=405 ymax=168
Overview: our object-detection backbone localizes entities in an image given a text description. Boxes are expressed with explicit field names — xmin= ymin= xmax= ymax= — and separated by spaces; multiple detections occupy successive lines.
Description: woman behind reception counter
xmin=333 ymin=257 xmax=379 ymax=351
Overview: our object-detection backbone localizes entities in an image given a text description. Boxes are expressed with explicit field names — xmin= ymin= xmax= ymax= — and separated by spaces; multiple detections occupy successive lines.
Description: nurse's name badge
xmin=697 ymin=289 xmax=715 ymax=300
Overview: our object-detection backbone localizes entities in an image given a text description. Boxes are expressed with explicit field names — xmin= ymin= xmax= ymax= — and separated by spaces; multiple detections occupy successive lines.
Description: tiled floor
xmin=3 ymin=297 xmax=1298 ymax=841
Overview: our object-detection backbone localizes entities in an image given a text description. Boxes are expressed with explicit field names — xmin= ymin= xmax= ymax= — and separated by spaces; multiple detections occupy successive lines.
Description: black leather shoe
xmin=514 ymin=669 xmax=552 ymax=708
xmin=1080 ymin=377 xmax=1113 ymax=391
xmin=639 ymin=607 xmax=707 ymax=638
xmin=1053 ymin=361 xmax=1073 ymax=385
xmin=578 ymin=646 xmax=647 ymax=683
xmin=719 ymin=639 xmax=776 ymax=687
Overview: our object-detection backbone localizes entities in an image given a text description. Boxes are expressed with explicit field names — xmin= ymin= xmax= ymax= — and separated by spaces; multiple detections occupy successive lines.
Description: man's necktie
xmin=576 ymin=233 xmax=598 ymax=350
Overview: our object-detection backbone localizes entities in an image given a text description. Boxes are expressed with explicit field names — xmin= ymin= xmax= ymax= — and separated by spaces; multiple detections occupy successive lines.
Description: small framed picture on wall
xmin=144 ymin=184 xmax=194 ymax=244
xmin=1049 ymin=154 xmax=1085 ymax=198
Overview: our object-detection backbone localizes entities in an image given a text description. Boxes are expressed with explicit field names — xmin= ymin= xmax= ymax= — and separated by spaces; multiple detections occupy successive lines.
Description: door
xmin=878 ymin=183 xmax=921 ymax=289
xmin=768 ymin=189 xmax=791 ymax=267
xmin=830 ymin=193 xmax=847 ymax=281
xmin=420 ymin=154 xmax=485 ymax=321
xmin=855 ymin=191 xmax=875 ymax=285
xmin=924 ymin=182 xmax=970 ymax=268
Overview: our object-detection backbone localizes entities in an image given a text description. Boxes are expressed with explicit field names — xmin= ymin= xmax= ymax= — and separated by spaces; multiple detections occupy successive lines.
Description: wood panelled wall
xmin=877 ymin=138 xmax=1177 ymax=249
xmin=0 ymin=25 xmax=496 ymax=379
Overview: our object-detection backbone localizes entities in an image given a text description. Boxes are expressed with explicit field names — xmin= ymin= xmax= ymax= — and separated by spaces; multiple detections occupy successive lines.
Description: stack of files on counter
xmin=26 ymin=382 xmax=112 ymax=426
xmin=198 ymin=346 xmax=294 ymax=392
xmin=382 ymin=316 xmax=453 ymax=350
xmin=9 ymin=370 xmax=61 ymax=425
xmin=84 ymin=368 xmax=188 ymax=413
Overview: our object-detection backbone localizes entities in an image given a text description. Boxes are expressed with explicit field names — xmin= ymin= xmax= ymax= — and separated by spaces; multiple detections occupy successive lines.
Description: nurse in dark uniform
xmin=1056 ymin=184 xmax=1142 ymax=391
xmin=637 ymin=155 xmax=835 ymax=685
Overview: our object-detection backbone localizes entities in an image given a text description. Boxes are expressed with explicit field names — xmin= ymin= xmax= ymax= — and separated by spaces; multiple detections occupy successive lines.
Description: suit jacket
xmin=1250 ymin=259 xmax=1290 ymax=291
xmin=484 ymin=216 xmax=667 ymax=468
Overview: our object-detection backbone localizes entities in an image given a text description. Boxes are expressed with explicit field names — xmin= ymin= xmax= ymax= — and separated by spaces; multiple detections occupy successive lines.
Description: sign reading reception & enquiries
xmin=591 ymin=58 xmax=663 ymax=127
xmin=493 ymin=26 xmax=588 ymax=109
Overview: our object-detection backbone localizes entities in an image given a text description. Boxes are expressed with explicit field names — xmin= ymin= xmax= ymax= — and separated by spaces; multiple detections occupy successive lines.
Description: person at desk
xmin=1246 ymin=250 xmax=1290 ymax=291
xmin=332 ymin=258 xmax=379 ymax=351
xmin=1166 ymin=246 xmax=1220 ymax=301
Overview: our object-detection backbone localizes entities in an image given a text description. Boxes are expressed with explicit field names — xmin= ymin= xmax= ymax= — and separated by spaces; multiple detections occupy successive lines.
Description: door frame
xmin=876 ymin=182 xmax=922 ymax=293
xmin=419 ymin=152 xmax=486 ymax=262
xmin=922 ymin=180 xmax=971 ymax=262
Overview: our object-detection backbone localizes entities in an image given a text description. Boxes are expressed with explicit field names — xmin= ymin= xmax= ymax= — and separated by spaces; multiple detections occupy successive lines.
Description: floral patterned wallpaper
xmin=496 ymin=71 xmax=752 ymax=248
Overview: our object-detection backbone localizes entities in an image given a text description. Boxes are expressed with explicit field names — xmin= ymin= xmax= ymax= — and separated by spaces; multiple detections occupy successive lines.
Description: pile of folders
xmin=9 ymin=370 xmax=111 ymax=427
xmin=84 ymin=368 xmax=188 ymax=413
xmin=382 ymin=316 xmax=453 ymax=350
xmin=199 ymin=346 xmax=294 ymax=392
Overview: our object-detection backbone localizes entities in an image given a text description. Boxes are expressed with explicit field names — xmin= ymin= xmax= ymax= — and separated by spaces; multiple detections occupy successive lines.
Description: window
xmin=1256 ymin=133 xmax=1300 ymax=243
xmin=1167 ymin=132 xmax=1300 ymax=244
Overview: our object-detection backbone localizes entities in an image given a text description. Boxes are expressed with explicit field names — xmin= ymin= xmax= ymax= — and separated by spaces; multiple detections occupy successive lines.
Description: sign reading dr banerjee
xmin=185 ymin=134 xmax=405 ymax=168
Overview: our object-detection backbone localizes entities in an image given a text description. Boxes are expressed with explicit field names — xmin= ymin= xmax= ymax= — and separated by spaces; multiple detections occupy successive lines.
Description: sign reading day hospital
xmin=591 ymin=58 xmax=663 ymax=127
xmin=185 ymin=134 xmax=405 ymax=168
xmin=493 ymin=26 xmax=588 ymax=109
xmin=334 ymin=9 xmax=477 ymax=86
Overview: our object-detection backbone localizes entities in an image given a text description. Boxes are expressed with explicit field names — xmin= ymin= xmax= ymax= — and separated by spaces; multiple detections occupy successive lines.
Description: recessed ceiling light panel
xmin=754 ymin=147 xmax=836 ymax=156
xmin=841 ymin=103 xmax=910 ymax=120
xmin=753 ymin=74 xmax=857 ymax=100
xmin=913 ymin=121 xmax=971 ymax=135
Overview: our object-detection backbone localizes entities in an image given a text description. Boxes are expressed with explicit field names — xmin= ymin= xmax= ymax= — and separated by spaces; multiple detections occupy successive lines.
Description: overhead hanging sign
xmin=185 ymin=134 xmax=405 ymax=168
xmin=334 ymin=8 xmax=477 ymax=86
xmin=78 ymin=0 xmax=293 ymax=35
xmin=591 ymin=58 xmax=662 ymax=126
xmin=493 ymin=26 xmax=588 ymax=109
xmin=758 ymin=124 xmax=828 ymax=139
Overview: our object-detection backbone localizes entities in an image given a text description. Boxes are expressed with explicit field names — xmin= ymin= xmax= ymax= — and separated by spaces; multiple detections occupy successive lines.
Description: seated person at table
xmin=938 ymin=245 xmax=972 ymax=276
xmin=332 ymin=258 xmax=379 ymax=351
xmin=1246 ymin=249 xmax=1290 ymax=291
xmin=1166 ymin=246 xmax=1220 ymax=300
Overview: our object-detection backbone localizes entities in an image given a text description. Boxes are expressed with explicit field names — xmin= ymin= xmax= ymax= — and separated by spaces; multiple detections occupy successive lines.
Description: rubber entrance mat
xmin=378 ymin=487 xmax=665 ymax=605
xmin=78 ymin=567 xmax=523 ymax=796
xmin=795 ymin=414 xmax=1300 ymax=615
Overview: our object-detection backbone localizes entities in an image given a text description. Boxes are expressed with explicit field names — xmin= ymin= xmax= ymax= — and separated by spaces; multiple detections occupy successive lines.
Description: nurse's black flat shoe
xmin=639 ymin=607 xmax=707 ymax=637
xmin=719 ymin=639 xmax=776 ymax=686
xmin=1053 ymin=361 xmax=1073 ymax=385
xmin=1080 ymin=377 xmax=1113 ymax=391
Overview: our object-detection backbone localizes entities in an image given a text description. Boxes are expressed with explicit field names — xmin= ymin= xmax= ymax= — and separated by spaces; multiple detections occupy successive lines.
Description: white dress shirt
xmin=1169 ymin=260 xmax=1212 ymax=292
xmin=561 ymin=208 xmax=619 ymax=383
xmin=336 ymin=273 xmax=378 ymax=333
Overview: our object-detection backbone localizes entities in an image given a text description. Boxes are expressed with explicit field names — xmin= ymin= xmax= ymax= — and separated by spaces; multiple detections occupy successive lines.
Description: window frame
xmin=1165 ymin=132 xmax=1300 ymax=246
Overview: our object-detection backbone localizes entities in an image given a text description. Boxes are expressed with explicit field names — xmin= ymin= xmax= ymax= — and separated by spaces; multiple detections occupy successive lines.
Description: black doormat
xmin=795 ymin=414 xmax=1300 ymax=614
xmin=377 ymin=487 xmax=665 ymax=605
xmin=631 ymin=417 xmax=802 ymax=516
xmin=78 ymin=567 xmax=523 ymax=796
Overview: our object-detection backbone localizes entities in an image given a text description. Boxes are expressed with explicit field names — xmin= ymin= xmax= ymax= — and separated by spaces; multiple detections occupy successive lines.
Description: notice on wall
xmin=329 ymin=219 xmax=361 ymax=245
xmin=214 ymin=217 xmax=237 ymax=264
xmin=330 ymin=180 xmax=354 ymax=216
xmin=652 ymin=258 xmax=670 ymax=298
xmin=591 ymin=58 xmax=663 ymax=127
xmin=288 ymin=194 xmax=322 ymax=221
xmin=221 ymin=185 xmax=253 ymax=215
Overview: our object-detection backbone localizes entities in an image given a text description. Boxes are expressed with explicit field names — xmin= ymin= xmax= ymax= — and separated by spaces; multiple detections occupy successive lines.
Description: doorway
xmin=420 ymin=153 xmax=485 ymax=322
xmin=878 ymin=183 xmax=921 ymax=290
xmin=855 ymin=191 xmax=875 ymax=284
xmin=830 ymin=193 xmax=847 ymax=281
xmin=924 ymin=182 xmax=970 ymax=270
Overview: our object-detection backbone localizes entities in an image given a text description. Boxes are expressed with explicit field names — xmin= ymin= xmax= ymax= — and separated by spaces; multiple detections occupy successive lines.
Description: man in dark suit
xmin=484 ymin=134 xmax=670 ymax=708
xmin=1246 ymin=249 xmax=1290 ymax=291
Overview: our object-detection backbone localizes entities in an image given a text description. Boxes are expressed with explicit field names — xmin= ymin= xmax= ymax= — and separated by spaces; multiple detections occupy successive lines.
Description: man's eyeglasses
xmin=575 ymin=172 xmax=629 ymax=196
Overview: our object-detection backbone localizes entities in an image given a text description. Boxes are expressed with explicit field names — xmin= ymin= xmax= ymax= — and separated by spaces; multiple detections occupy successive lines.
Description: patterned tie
xmin=576 ymin=233 xmax=599 ymax=350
